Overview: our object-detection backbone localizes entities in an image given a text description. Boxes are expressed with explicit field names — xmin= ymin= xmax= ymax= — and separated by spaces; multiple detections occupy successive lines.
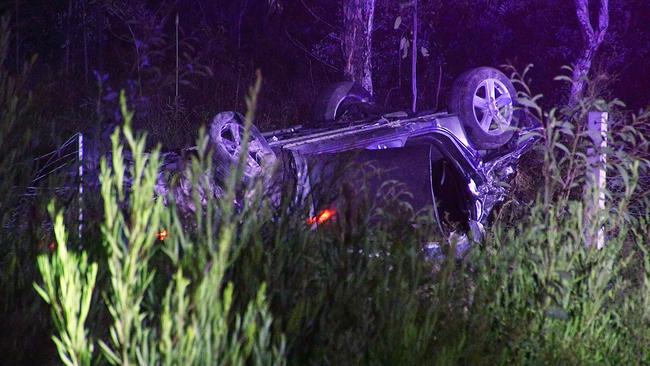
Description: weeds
xmin=20 ymin=65 xmax=650 ymax=365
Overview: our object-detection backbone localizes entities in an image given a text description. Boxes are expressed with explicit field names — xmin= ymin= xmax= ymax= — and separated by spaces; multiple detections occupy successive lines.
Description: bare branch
xmin=284 ymin=28 xmax=340 ymax=72
xmin=568 ymin=0 xmax=609 ymax=108
xmin=595 ymin=0 xmax=609 ymax=44
xmin=299 ymin=0 xmax=339 ymax=31
xmin=575 ymin=0 xmax=594 ymax=43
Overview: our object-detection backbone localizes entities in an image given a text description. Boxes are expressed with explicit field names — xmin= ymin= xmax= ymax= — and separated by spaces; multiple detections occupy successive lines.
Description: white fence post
xmin=585 ymin=111 xmax=607 ymax=249
xmin=78 ymin=133 xmax=84 ymax=243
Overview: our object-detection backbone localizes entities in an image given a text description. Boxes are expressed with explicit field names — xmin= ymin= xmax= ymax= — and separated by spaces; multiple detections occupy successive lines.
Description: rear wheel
xmin=311 ymin=82 xmax=381 ymax=123
xmin=449 ymin=67 xmax=519 ymax=149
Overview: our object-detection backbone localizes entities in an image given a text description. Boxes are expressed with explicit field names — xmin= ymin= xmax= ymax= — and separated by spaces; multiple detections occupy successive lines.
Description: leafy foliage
xmin=35 ymin=85 xmax=285 ymax=366
xmin=34 ymin=203 xmax=97 ymax=366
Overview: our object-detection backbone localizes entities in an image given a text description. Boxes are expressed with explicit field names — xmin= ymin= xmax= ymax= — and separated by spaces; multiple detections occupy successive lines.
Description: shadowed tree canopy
xmin=2 ymin=0 xmax=649 ymax=149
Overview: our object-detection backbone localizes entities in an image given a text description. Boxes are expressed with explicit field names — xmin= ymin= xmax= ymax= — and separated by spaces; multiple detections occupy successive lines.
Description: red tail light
xmin=307 ymin=208 xmax=337 ymax=226
xmin=157 ymin=229 xmax=169 ymax=241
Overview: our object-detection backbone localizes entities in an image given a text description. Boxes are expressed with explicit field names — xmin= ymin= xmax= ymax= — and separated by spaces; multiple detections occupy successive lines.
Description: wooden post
xmin=585 ymin=111 xmax=607 ymax=249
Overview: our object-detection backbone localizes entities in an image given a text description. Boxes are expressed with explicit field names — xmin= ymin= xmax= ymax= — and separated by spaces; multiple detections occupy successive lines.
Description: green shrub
xmin=35 ymin=80 xmax=285 ymax=365
xmin=471 ymin=202 xmax=649 ymax=365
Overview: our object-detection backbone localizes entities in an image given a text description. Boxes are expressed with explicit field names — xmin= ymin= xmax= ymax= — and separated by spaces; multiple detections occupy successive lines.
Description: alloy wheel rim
xmin=471 ymin=78 xmax=514 ymax=135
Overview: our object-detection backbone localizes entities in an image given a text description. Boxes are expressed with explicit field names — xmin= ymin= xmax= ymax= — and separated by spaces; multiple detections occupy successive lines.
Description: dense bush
xmin=35 ymin=81 xmax=286 ymax=366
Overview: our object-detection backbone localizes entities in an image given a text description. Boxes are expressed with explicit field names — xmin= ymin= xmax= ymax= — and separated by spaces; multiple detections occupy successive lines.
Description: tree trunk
xmin=82 ymin=0 xmax=88 ymax=84
xmin=411 ymin=0 xmax=418 ymax=112
xmin=570 ymin=47 xmax=596 ymax=106
xmin=14 ymin=0 xmax=19 ymax=71
xmin=569 ymin=0 xmax=609 ymax=107
xmin=342 ymin=0 xmax=375 ymax=95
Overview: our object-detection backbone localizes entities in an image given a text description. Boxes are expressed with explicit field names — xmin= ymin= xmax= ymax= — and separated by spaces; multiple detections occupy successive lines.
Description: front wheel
xmin=449 ymin=67 xmax=519 ymax=150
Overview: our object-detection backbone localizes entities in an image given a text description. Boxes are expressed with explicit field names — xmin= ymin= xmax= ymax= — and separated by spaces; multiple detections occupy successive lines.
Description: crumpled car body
xmin=259 ymin=109 xmax=541 ymax=239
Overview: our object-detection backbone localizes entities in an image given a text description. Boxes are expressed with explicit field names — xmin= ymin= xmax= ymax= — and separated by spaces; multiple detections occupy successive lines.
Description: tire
xmin=208 ymin=111 xmax=276 ymax=182
xmin=449 ymin=67 xmax=519 ymax=149
xmin=311 ymin=82 xmax=380 ymax=123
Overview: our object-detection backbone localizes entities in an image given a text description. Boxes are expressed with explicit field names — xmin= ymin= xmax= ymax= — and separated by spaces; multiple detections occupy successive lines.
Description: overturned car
xmin=11 ymin=67 xmax=540 ymax=252
xmin=206 ymin=67 xmax=541 ymax=241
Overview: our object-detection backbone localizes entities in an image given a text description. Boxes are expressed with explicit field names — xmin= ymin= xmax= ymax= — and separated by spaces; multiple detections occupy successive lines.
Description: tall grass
xmin=31 ymin=66 xmax=650 ymax=366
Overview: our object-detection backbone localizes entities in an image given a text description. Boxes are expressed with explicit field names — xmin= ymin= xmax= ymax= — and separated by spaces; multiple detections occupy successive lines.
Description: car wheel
xmin=311 ymin=82 xmax=380 ymax=123
xmin=449 ymin=67 xmax=519 ymax=149
xmin=209 ymin=111 xmax=277 ymax=182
